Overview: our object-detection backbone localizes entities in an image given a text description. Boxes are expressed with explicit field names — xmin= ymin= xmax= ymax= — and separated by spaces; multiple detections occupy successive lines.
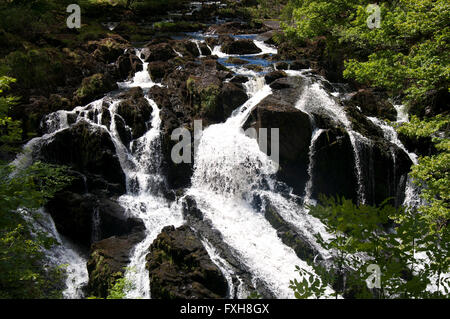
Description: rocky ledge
xmin=146 ymin=225 xmax=228 ymax=299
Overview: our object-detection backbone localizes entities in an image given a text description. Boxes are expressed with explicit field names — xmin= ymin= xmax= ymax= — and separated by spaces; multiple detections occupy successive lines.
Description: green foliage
xmin=0 ymin=161 xmax=74 ymax=298
xmin=152 ymin=21 xmax=205 ymax=32
xmin=283 ymin=0 xmax=450 ymax=112
xmin=0 ymin=75 xmax=73 ymax=298
xmin=290 ymin=197 xmax=450 ymax=299
xmin=0 ymin=49 xmax=65 ymax=91
xmin=289 ymin=266 xmax=327 ymax=299
xmin=106 ymin=275 xmax=135 ymax=299
xmin=0 ymin=76 xmax=21 ymax=152
xmin=75 ymin=73 xmax=106 ymax=101
xmin=247 ymin=291 xmax=263 ymax=299
xmin=397 ymin=115 xmax=450 ymax=232
xmin=130 ymin=0 xmax=188 ymax=14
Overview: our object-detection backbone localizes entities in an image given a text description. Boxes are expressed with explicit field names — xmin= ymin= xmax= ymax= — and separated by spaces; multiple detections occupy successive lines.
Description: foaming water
xmin=294 ymin=80 xmax=368 ymax=204
xmin=21 ymin=209 xmax=88 ymax=299
xmin=188 ymin=74 xmax=334 ymax=298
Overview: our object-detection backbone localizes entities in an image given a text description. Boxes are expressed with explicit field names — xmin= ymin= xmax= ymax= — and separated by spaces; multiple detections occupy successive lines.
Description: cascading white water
xmin=20 ymin=208 xmax=89 ymax=299
xmin=10 ymin=32 xmax=427 ymax=299
xmin=186 ymin=72 xmax=334 ymax=298
xmin=293 ymin=79 xmax=369 ymax=204
xmin=117 ymin=96 xmax=183 ymax=299
xmin=303 ymin=128 xmax=325 ymax=205
xmin=201 ymin=238 xmax=249 ymax=299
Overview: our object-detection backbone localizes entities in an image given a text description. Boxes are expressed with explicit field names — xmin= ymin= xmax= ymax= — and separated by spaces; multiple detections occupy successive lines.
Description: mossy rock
xmin=74 ymin=73 xmax=118 ymax=105
xmin=146 ymin=225 xmax=228 ymax=299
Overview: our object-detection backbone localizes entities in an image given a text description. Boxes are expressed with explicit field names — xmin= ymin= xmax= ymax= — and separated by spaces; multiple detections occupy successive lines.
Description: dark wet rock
xmin=264 ymin=70 xmax=287 ymax=85
xmin=199 ymin=42 xmax=211 ymax=56
xmin=244 ymin=78 xmax=312 ymax=196
xmin=22 ymin=95 xmax=72 ymax=135
xmin=207 ymin=22 xmax=251 ymax=35
xmin=346 ymin=89 xmax=396 ymax=121
xmin=39 ymin=119 xmax=126 ymax=189
xmin=46 ymin=191 xmax=97 ymax=247
xmin=274 ymin=62 xmax=289 ymax=70
xmin=182 ymin=196 xmax=204 ymax=221
xmin=87 ymin=231 xmax=145 ymax=298
xmin=115 ymin=52 xmax=143 ymax=80
xmin=220 ymin=82 xmax=248 ymax=119
xmin=142 ymin=43 xmax=177 ymax=62
xmin=345 ymin=105 xmax=385 ymax=140
xmin=149 ymin=86 xmax=193 ymax=191
xmin=264 ymin=202 xmax=319 ymax=263
xmin=45 ymin=179 xmax=143 ymax=247
xmin=74 ymin=73 xmax=118 ymax=106
xmin=222 ymin=39 xmax=261 ymax=55
xmin=243 ymin=64 xmax=263 ymax=72
xmin=359 ymin=139 xmax=413 ymax=206
xmin=311 ymin=128 xmax=359 ymax=203
xmin=269 ymin=77 xmax=295 ymax=90
xmin=114 ymin=114 xmax=132 ymax=147
xmin=147 ymin=60 xmax=172 ymax=82
xmin=86 ymin=35 xmax=130 ymax=64
xmin=117 ymin=87 xmax=152 ymax=140
xmin=290 ymin=59 xmax=311 ymax=70
xmin=398 ymin=132 xmax=436 ymax=157
xmin=96 ymin=198 xmax=145 ymax=240
xmin=175 ymin=40 xmax=200 ymax=58
xmin=225 ymin=57 xmax=248 ymax=65
xmin=230 ymin=75 xmax=249 ymax=84
xmin=100 ymin=103 xmax=111 ymax=128
xmin=146 ymin=225 xmax=228 ymax=299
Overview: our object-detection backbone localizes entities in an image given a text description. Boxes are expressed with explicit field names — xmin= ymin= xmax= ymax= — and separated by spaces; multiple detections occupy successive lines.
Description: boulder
xmin=274 ymin=62 xmax=289 ymax=70
xmin=146 ymin=225 xmax=228 ymax=299
xmin=74 ymin=73 xmax=118 ymax=106
xmin=142 ymin=43 xmax=177 ymax=62
xmin=46 ymin=191 xmax=96 ymax=247
xmin=264 ymin=203 xmax=318 ymax=263
xmin=264 ymin=70 xmax=287 ymax=85
xmin=222 ymin=39 xmax=262 ymax=55
xmin=220 ymin=82 xmax=248 ymax=119
xmin=311 ymin=128 xmax=359 ymax=202
xmin=87 ymin=35 xmax=130 ymax=64
xmin=358 ymin=139 xmax=413 ymax=206
xmin=290 ymin=59 xmax=311 ymax=70
xmin=148 ymin=61 xmax=171 ymax=82
xmin=243 ymin=85 xmax=312 ymax=195
xmin=117 ymin=87 xmax=152 ymax=140
xmin=115 ymin=52 xmax=143 ymax=80
xmin=346 ymin=89 xmax=396 ymax=121
xmin=39 ymin=119 xmax=126 ymax=189
xmin=149 ymin=86 xmax=193 ymax=190
xmin=96 ymin=198 xmax=145 ymax=240
xmin=114 ymin=114 xmax=132 ymax=147
xmin=46 ymin=183 xmax=144 ymax=247
xmin=230 ymin=75 xmax=249 ymax=84
xmin=198 ymin=42 xmax=211 ymax=56
xmin=20 ymin=95 xmax=72 ymax=136
xmin=87 ymin=231 xmax=145 ymax=298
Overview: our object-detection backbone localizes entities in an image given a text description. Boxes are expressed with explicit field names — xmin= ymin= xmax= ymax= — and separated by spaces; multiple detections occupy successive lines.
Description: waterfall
xmin=20 ymin=209 xmax=88 ymax=299
xmin=293 ymin=79 xmax=369 ymax=204
xmin=186 ymin=71 xmax=334 ymax=298
xmin=10 ymin=31 xmax=426 ymax=299
xmin=192 ymin=39 xmax=204 ymax=57
xmin=303 ymin=129 xmax=325 ymax=205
